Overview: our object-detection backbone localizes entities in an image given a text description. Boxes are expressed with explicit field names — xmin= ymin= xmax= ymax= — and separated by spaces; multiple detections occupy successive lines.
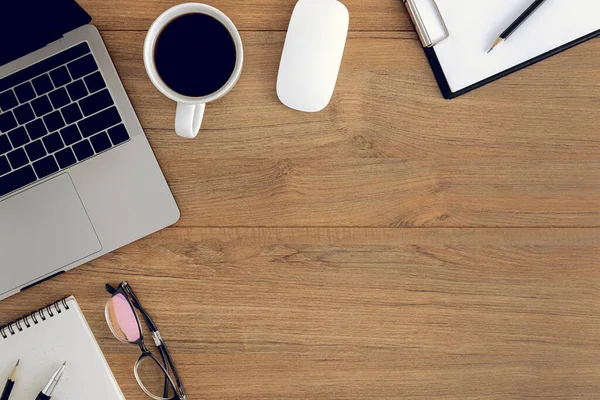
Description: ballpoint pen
xmin=488 ymin=0 xmax=549 ymax=53
xmin=0 ymin=360 xmax=19 ymax=400
xmin=35 ymin=362 xmax=67 ymax=400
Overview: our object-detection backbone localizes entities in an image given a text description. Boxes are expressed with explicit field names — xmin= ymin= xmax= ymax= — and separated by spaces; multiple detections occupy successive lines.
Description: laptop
xmin=0 ymin=0 xmax=180 ymax=300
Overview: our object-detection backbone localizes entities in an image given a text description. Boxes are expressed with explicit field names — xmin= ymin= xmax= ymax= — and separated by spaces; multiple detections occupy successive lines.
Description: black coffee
xmin=154 ymin=13 xmax=237 ymax=97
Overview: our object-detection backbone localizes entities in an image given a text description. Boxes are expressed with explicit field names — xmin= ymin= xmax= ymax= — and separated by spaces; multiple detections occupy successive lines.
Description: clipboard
xmin=403 ymin=0 xmax=600 ymax=99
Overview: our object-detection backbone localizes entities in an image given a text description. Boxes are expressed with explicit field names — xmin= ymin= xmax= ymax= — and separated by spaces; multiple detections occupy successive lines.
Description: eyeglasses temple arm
xmin=158 ymin=349 xmax=170 ymax=398
xmin=105 ymin=283 xmax=118 ymax=295
xmin=122 ymin=285 xmax=160 ymax=332
xmin=158 ymin=341 xmax=186 ymax=397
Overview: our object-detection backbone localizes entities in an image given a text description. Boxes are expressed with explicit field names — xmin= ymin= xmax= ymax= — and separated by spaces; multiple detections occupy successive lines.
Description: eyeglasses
xmin=105 ymin=282 xmax=187 ymax=400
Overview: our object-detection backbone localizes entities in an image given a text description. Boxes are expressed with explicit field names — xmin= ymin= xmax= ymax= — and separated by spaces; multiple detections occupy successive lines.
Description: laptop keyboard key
xmin=80 ymin=89 xmax=113 ymax=116
xmin=50 ymin=66 xmax=71 ymax=87
xmin=31 ymin=95 xmax=53 ymax=117
xmin=0 ymin=90 xmax=18 ymax=111
xmin=107 ymin=123 xmax=130 ymax=145
xmin=0 ymin=111 xmax=17 ymax=133
xmin=66 ymin=80 xmax=88 ymax=101
xmin=43 ymin=132 xmax=64 ymax=153
xmin=0 ymin=134 xmax=11 ymax=155
xmin=13 ymin=103 xmax=35 ymax=125
xmin=73 ymin=139 xmax=94 ymax=161
xmin=90 ymin=131 xmax=112 ymax=153
xmin=32 ymin=74 xmax=54 ymax=95
xmin=25 ymin=140 xmax=47 ymax=161
xmin=55 ymin=147 xmax=77 ymax=169
xmin=33 ymin=155 xmax=59 ymax=179
xmin=68 ymin=54 xmax=98 ymax=79
xmin=84 ymin=72 xmax=106 ymax=93
xmin=7 ymin=148 xmax=28 ymax=169
xmin=60 ymin=125 xmax=82 ymax=146
xmin=0 ymin=165 xmax=36 ymax=197
xmin=78 ymin=106 xmax=121 ymax=137
xmin=49 ymin=87 xmax=70 ymax=109
xmin=26 ymin=119 xmax=48 ymax=140
xmin=8 ymin=127 xmax=29 ymax=147
xmin=0 ymin=156 xmax=10 ymax=176
xmin=14 ymin=82 xmax=35 ymax=103
xmin=44 ymin=111 xmax=65 ymax=132
xmin=61 ymin=103 xmax=83 ymax=124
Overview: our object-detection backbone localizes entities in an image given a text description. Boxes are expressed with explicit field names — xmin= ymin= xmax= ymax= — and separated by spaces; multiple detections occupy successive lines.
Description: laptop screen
xmin=0 ymin=0 xmax=91 ymax=68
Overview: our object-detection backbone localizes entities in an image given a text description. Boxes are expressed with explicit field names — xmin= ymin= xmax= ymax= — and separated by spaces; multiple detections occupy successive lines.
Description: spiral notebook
xmin=0 ymin=296 xmax=125 ymax=399
xmin=405 ymin=0 xmax=600 ymax=98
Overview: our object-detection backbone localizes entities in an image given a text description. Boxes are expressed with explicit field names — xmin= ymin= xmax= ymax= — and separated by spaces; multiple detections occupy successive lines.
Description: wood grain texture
xmin=100 ymin=31 xmax=600 ymax=227
xmin=0 ymin=228 xmax=600 ymax=399
xmin=78 ymin=0 xmax=410 ymax=31
xmin=1 ymin=0 xmax=600 ymax=399
xmin=1 ymin=228 xmax=599 ymax=399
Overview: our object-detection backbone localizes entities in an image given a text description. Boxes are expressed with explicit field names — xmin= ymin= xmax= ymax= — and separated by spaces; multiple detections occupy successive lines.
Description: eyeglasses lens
xmin=106 ymin=293 xmax=142 ymax=343
xmin=135 ymin=355 xmax=176 ymax=400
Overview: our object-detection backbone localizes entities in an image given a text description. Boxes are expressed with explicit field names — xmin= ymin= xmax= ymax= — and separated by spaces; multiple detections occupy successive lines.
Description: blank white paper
xmin=424 ymin=0 xmax=600 ymax=93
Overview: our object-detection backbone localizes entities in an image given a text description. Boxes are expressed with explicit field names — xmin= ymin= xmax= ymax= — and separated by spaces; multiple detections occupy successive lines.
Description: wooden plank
xmin=79 ymin=0 xmax=411 ymax=32
xmin=154 ymin=157 xmax=599 ymax=227
xmin=94 ymin=31 xmax=600 ymax=227
xmin=105 ymin=31 xmax=600 ymax=142
xmin=1 ymin=228 xmax=599 ymax=399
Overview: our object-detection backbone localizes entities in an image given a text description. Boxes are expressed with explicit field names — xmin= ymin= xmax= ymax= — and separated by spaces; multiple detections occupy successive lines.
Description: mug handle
xmin=175 ymin=103 xmax=206 ymax=139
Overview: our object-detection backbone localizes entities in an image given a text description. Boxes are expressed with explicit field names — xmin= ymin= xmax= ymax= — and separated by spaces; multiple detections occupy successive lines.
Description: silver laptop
xmin=0 ymin=1 xmax=179 ymax=300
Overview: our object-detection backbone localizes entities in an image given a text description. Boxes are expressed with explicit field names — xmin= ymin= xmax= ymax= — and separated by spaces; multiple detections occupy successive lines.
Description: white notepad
xmin=413 ymin=0 xmax=600 ymax=96
xmin=0 ymin=296 xmax=125 ymax=399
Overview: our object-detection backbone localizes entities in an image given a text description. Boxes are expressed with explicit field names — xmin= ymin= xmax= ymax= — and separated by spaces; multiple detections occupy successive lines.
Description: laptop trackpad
xmin=0 ymin=174 xmax=101 ymax=294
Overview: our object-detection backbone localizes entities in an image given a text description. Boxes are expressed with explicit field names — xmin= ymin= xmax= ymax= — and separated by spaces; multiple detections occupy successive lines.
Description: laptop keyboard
xmin=0 ymin=42 xmax=131 ymax=198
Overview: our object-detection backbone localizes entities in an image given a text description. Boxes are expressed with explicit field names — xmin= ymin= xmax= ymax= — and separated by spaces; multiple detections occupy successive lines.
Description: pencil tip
xmin=9 ymin=360 xmax=20 ymax=380
xmin=487 ymin=38 xmax=504 ymax=53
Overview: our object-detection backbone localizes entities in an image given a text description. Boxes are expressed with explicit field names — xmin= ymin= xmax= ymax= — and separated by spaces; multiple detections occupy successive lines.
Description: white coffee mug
xmin=143 ymin=3 xmax=244 ymax=138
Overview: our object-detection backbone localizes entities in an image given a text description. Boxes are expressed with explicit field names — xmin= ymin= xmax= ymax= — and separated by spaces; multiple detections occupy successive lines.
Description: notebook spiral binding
xmin=0 ymin=298 xmax=70 ymax=339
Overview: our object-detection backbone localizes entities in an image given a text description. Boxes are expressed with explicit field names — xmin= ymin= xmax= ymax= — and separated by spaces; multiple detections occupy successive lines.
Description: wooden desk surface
xmin=2 ymin=1 xmax=600 ymax=398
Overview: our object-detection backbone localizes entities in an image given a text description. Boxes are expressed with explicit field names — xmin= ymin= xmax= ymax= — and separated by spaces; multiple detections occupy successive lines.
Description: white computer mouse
xmin=277 ymin=0 xmax=349 ymax=112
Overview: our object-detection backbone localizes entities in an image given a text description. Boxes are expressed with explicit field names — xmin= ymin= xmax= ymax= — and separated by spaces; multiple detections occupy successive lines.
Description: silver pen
xmin=35 ymin=362 xmax=67 ymax=400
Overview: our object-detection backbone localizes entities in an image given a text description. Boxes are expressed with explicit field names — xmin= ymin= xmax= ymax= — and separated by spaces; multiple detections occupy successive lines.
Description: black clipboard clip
xmin=403 ymin=0 xmax=450 ymax=47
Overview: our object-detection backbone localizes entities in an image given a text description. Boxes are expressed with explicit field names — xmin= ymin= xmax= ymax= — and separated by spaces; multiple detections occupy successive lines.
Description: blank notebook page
xmin=0 ymin=297 xmax=125 ymax=399
xmin=430 ymin=0 xmax=600 ymax=92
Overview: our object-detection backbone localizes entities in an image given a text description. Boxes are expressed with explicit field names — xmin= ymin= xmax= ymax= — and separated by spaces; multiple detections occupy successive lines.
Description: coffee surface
xmin=154 ymin=13 xmax=237 ymax=97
